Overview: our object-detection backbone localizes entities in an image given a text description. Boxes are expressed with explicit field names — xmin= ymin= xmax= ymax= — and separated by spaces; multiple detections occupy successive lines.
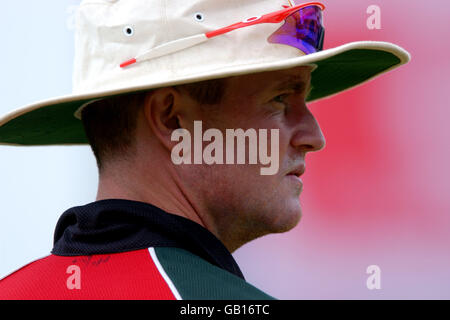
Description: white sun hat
xmin=0 ymin=0 xmax=410 ymax=146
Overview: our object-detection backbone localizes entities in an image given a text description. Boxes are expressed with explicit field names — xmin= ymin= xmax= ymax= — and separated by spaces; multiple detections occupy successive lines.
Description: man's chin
xmin=270 ymin=204 xmax=302 ymax=234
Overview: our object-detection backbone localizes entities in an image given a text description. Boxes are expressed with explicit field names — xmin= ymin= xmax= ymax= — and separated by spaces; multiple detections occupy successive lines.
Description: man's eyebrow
xmin=271 ymin=76 xmax=312 ymax=96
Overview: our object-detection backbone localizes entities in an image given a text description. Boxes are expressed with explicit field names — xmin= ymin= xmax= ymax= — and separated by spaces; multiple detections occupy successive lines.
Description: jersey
xmin=0 ymin=199 xmax=275 ymax=300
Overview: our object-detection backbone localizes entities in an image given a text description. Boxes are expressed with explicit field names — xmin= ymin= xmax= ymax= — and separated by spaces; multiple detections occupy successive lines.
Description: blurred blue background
xmin=0 ymin=0 xmax=98 ymax=279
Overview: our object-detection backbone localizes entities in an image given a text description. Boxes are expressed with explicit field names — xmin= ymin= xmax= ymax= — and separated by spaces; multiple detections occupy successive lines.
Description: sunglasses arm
xmin=120 ymin=33 xmax=208 ymax=68
xmin=206 ymin=8 xmax=297 ymax=39
xmin=205 ymin=2 xmax=325 ymax=38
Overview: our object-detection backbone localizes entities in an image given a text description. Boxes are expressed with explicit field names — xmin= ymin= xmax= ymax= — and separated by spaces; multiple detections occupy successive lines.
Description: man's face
xmin=177 ymin=66 xmax=325 ymax=248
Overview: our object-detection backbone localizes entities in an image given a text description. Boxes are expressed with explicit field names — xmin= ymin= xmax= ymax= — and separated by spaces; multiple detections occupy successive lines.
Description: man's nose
xmin=289 ymin=106 xmax=326 ymax=153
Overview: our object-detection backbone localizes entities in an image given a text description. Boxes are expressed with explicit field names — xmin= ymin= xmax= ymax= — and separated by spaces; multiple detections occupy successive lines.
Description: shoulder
xmin=0 ymin=247 xmax=275 ymax=300
xmin=0 ymin=249 xmax=177 ymax=299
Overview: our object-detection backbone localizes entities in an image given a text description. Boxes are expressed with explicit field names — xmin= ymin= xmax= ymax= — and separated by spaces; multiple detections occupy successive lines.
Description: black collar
xmin=52 ymin=199 xmax=245 ymax=280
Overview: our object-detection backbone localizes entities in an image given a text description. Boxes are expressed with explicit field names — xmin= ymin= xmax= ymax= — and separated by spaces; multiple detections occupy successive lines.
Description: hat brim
xmin=0 ymin=41 xmax=410 ymax=146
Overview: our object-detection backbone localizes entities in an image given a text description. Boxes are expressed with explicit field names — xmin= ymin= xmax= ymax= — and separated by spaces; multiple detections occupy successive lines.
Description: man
xmin=0 ymin=0 xmax=409 ymax=299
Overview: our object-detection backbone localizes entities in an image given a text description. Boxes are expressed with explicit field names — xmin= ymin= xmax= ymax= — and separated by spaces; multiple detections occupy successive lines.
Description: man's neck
xmin=95 ymin=163 xmax=213 ymax=240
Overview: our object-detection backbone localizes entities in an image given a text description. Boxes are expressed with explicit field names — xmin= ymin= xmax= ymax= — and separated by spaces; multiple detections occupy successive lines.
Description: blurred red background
xmin=234 ymin=0 xmax=450 ymax=299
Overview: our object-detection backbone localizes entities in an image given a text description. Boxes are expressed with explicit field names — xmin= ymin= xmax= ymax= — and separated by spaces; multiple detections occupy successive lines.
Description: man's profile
xmin=0 ymin=0 xmax=409 ymax=299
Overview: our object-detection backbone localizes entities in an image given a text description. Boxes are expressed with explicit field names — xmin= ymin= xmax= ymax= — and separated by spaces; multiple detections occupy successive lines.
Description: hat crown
xmin=72 ymin=0 xmax=305 ymax=94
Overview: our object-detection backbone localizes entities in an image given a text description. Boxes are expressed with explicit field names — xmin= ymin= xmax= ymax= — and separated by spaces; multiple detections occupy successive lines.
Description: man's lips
xmin=287 ymin=164 xmax=305 ymax=177
xmin=286 ymin=165 xmax=305 ymax=192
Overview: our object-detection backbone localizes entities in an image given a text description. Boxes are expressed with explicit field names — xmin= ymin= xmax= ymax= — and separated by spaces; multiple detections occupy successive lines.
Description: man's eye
xmin=273 ymin=95 xmax=285 ymax=103
xmin=272 ymin=94 xmax=289 ymax=109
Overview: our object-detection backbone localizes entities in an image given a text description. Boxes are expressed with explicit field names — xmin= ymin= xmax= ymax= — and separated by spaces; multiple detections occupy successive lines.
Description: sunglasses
xmin=120 ymin=1 xmax=325 ymax=68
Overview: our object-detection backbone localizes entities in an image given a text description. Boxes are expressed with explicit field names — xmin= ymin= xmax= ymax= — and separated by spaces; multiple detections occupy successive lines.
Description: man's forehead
xmin=227 ymin=66 xmax=313 ymax=97
xmin=270 ymin=73 xmax=312 ymax=92
xmin=267 ymin=65 xmax=312 ymax=84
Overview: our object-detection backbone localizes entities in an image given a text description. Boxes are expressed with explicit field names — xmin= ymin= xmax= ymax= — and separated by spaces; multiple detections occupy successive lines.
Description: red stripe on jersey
xmin=0 ymin=249 xmax=177 ymax=300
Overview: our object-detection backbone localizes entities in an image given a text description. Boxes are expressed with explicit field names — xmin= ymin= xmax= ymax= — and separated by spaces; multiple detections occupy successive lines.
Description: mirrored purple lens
xmin=268 ymin=5 xmax=324 ymax=55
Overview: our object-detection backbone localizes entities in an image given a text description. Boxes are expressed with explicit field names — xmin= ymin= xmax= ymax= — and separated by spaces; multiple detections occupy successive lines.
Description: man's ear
xmin=142 ymin=87 xmax=184 ymax=151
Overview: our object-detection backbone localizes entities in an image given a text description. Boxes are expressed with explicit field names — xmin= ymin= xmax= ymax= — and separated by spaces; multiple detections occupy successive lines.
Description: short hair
xmin=81 ymin=77 xmax=227 ymax=172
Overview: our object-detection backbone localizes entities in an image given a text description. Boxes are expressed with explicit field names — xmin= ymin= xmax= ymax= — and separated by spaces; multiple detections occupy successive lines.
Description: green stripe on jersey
xmin=154 ymin=247 xmax=275 ymax=300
